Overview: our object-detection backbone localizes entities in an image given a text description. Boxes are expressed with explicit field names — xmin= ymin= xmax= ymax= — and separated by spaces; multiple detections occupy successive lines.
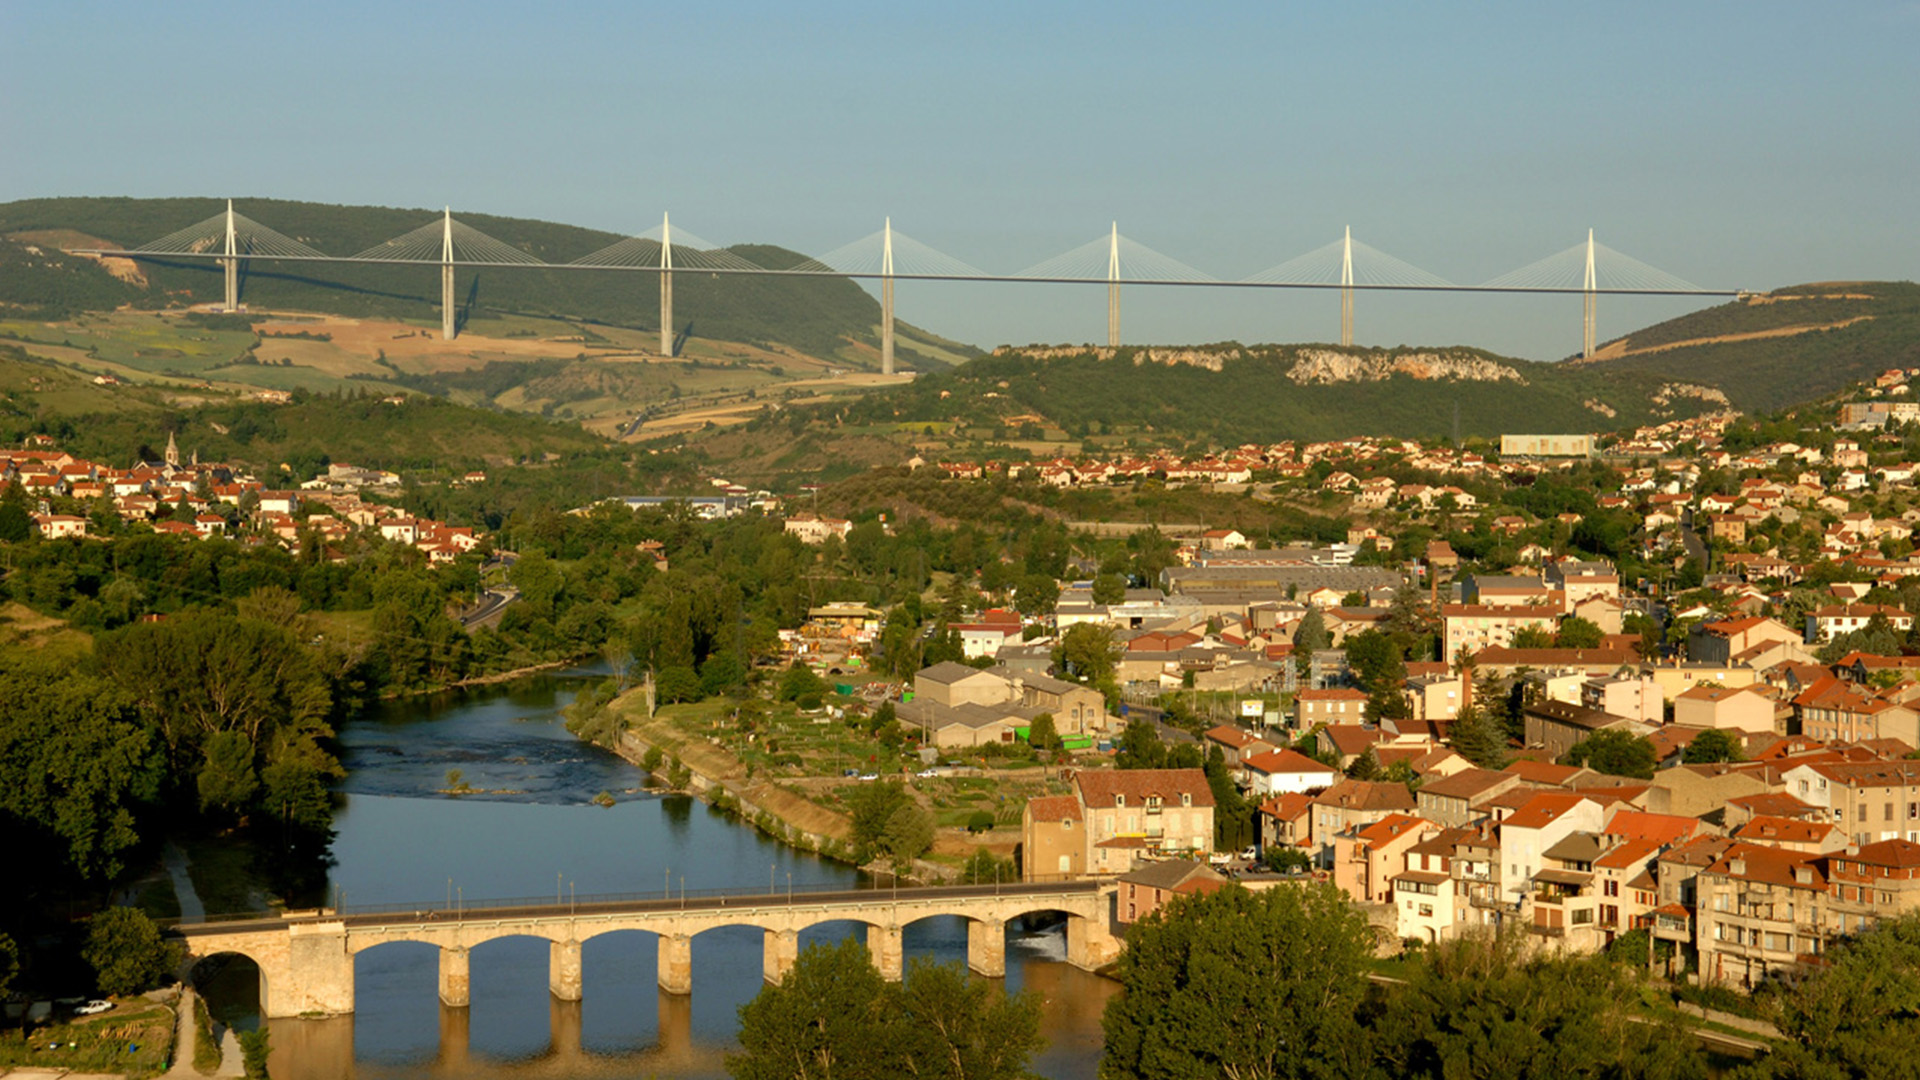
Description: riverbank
xmin=605 ymin=695 xmax=1020 ymax=882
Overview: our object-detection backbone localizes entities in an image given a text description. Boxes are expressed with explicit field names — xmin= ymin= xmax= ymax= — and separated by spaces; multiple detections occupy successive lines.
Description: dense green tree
xmin=881 ymin=802 xmax=935 ymax=866
xmin=1511 ymin=625 xmax=1555 ymax=649
xmin=196 ymin=729 xmax=259 ymax=814
xmin=1344 ymin=629 xmax=1406 ymax=692
xmin=0 ymin=932 xmax=18 ymax=1001
xmin=730 ymin=939 xmax=1043 ymax=1080
xmin=0 ymin=663 xmax=162 ymax=879
xmin=655 ymin=665 xmax=703 ymax=704
xmin=83 ymin=908 xmax=180 ymax=997
xmin=1562 ymin=729 xmax=1658 ymax=779
xmin=1116 ymin=718 xmax=1168 ymax=770
xmin=1092 ymin=572 xmax=1128 ymax=605
xmin=1102 ymin=882 xmax=1375 ymax=1080
xmin=1370 ymin=931 xmax=1708 ymax=1080
xmin=1683 ymin=728 xmax=1745 ymax=764
xmin=1026 ymin=712 xmax=1061 ymax=751
xmin=1293 ymin=606 xmax=1331 ymax=655
xmin=1014 ymin=573 xmax=1059 ymax=617
xmin=1749 ymin=913 xmax=1920 ymax=1079
xmin=1555 ymin=616 xmax=1605 ymax=649
xmin=1055 ymin=622 xmax=1120 ymax=686
xmin=778 ymin=665 xmax=827 ymax=703
xmin=1446 ymin=704 xmax=1511 ymax=769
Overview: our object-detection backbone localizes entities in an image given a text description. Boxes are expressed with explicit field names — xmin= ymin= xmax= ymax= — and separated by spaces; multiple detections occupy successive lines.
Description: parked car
xmin=74 ymin=1000 xmax=112 ymax=1016
xmin=1239 ymin=846 xmax=1259 ymax=861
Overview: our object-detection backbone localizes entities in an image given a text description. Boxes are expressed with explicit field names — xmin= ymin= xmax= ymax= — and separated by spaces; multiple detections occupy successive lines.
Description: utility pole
xmin=441 ymin=208 xmax=457 ymax=341
xmin=881 ymin=218 xmax=895 ymax=376
xmin=659 ymin=212 xmax=674 ymax=358
xmin=222 ymin=199 xmax=239 ymax=313
xmin=1339 ymin=225 xmax=1353 ymax=347
xmin=1107 ymin=223 xmax=1121 ymax=349
xmin=1582 ymin=228 xmax=1597 ymax=360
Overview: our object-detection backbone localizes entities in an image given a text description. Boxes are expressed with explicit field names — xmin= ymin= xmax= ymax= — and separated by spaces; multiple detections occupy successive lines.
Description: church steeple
xmin=164 ymin=431 xmax=179 ymax=468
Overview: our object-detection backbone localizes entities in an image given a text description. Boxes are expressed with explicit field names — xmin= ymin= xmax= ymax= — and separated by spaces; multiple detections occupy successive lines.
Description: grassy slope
xmin=1581 ymin=281 xmax=1920 ymax=410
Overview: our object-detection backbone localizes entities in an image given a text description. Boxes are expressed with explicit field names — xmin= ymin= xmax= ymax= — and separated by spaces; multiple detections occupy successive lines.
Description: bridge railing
xmin=160 ymin=874 xmax=1101 ymax=928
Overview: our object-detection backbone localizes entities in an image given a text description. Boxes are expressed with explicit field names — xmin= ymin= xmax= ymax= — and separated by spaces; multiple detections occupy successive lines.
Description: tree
xmin=730 ymin=938 xmax=1042 ymax=1080
xmin=83 ymin=907 xmax=180 ymax=997
xmin=1447 ymin=705 xmax=1511 ymax=769
xmin=1055 ymin=622 xmax=1119 ymax=686
xmin=882 ymin=801 xmax=935 ymax=866
xmin=1682 ymin=728 xmax=1744 ymax=764
xmin=1369 ymin=930 xmax=1708 ymax=1080
xmin=1026 ymin=712 xmax=1061 ymax=751
xmin=1102 ymin=882 xmax=1376 ymax=1080
xmin=1749 ymin=912 xmax=1920 ymax=1079
xmin=1091 ymin=573 xmax=1127 ymax=605
xmin=1293 ymin=606 xmax=1331 ymax=656
xmin=196 ymin=729 xmax=259 ymax=814
xmin=1115 ymin=717 xmax=1167 ymax=770
xmin=655 ymin=665 xmax=703 ymax=704
xmin=1562 ymin=729 xmax=1657 ymax=779
xmin=1344 ymin=629 xmax=1405 ymax=692
xmin=1013 ymin=574 xmax=1059 ymax=617
xmin=1554 ymin=616 xmax=1604 ymax=649
xmin=0 ymin=932 xmax=17 ymax=1001
xmin=778 ymin=665 xmax=827 ymax=702
xmin=1510 ymin=625 xmax=1555 ymax=649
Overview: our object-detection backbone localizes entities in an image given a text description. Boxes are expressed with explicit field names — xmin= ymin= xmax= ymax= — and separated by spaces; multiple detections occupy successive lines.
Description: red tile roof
xmin=1075 ymin=768 xmax=1215 ymax=809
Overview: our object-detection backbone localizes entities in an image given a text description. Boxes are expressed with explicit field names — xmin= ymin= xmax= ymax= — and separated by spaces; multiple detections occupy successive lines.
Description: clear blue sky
xmin=4 ymin=1 xmax=1916 ymax=360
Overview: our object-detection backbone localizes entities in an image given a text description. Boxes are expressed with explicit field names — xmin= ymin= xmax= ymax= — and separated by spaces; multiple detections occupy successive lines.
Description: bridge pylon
xmin=1107 ymin=222 xmax=1121 ymax=348
xmin=1582 ymin=228 xmax=1597 ymax=359
xmin=881 ymin=218 xmax=895 ymax=375
xmin=441 ymin=208 xmax=456 ymax=341
xmin=1340 ymin=225 xmax=1354 ymax=347
xmin=659 ymin=213 xmax=674 ymax=358
xmin=222 ymin=200 xmax=239 ymax=313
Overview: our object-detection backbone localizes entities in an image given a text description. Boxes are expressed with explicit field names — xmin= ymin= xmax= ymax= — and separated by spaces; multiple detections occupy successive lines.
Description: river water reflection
xmin=223 ymin=667 xmax=1114 ymax=1078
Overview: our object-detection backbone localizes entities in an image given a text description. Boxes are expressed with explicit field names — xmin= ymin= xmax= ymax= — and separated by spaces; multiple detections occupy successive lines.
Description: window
xmin=1115 ymin=794 xmax=1125 ymax=808
xmin=1181 ymin=793 xmax=1192 ymax=807
xmin=1888 ymin=804 xmax=1897 ymax=823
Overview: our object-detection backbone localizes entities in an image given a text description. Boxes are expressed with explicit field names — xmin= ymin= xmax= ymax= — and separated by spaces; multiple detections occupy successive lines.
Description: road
xmin=459 ymin=585 xmax=518 ymax=629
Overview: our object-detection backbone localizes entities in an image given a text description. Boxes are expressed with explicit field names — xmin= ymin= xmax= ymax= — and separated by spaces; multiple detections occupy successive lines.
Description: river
xmin=196 ymin=666 xmax=1115 ymax=1078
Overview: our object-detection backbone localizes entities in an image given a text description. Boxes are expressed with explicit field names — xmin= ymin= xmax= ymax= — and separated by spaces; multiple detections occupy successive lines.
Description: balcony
xmin=1471 ymin=893 xmax=1521 ymax=913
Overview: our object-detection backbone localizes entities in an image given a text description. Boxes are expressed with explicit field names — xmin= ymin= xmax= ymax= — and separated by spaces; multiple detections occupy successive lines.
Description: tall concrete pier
xmin=1106 ymin=223 xmax=1120 ymax=348
xmin=659 ymin=213 xmax=674 ymax=358
xmin=441 ymin=208 xmax=456 ymax=341
xmin=880 ymin=218 xmax=896 ymax=375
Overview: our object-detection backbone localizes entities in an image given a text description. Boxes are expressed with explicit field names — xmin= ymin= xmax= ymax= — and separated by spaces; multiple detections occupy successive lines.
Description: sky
xmin=4 ymin=1 xmax=1917 ymax=360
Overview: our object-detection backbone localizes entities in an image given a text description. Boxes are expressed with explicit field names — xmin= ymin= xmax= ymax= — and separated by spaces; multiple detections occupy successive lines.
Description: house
xmin=1199 ymin=529 xmax=1248 ymax=551
xmin=1405 ymin=673 xmax=1465 ymax=721
xmin=1806 ymin=603 xmax=1914 ymax=644
xmin=1441 ymin=604 xmax=1562 ymax=663
xmin=1673 ymin=685 xmax=1776 ymax=734
xmin=1258 ymin=792 xmax=1315 ymax=853
xmin=1334 ymin=813 xmax=1435 ymax=905
xmin=1522 ymin=700 xmax=1655 ymax=762
xmin=1688 ymin=617 xmax=1804 ymax=666
xmin=783 ymin=513 xmax=854 ymax=545
xmin=1021 ymin=795 xmax=1085 ymax=880
xmin=1461 ymin=574 xmax=1557 ymax=607
xmin=1296 ymin=687 xmax=1370 ymax=726
xmin=1416 ymin=768 xmax=1523 ymax=828
xmin=1242 ymin=749 xmax=1340 ymax=797
xmin=1731 ymin=815 xmax=1844 ymax=854
xmin=1497 ymin=792 xmax=1609 ymax=908
xmin=1202 ymin=725 xmax=1276 ymax=767
xmin=1115 ymin=860 xmax=1228 ymax=925
xmin=1075 ymin=769 xmax=1217 ymax=876
xmin=1579 ymin=676 xmax=1664 ymax=725
xmin=31 ymin=513 xmax=88 ymax=539
xmin=1308 ymin=779 xmax=1417 ymax=867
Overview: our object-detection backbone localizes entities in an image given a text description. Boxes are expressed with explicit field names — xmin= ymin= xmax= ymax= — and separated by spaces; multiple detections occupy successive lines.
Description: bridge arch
xmin=189 ymin=950 xmax=268 ymax=1031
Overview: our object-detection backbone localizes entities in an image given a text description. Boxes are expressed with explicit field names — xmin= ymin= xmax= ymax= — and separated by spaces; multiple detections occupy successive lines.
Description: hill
xmin=827 ymin=343 xmax=1731 ymax=446
xmin=0 ymin=197 xmax=974 ymax=368
xmin=1575 ymin=281 xmax=1920 ymax=411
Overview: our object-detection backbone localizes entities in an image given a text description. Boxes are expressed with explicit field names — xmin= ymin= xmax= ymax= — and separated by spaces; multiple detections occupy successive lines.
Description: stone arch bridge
xmin=173 ymin=880 xmax=1120 ymax=1018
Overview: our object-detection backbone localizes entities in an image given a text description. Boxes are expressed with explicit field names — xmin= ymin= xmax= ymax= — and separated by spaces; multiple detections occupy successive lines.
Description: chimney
xmin=1728 ymin=857 xmax=1747 ymax=876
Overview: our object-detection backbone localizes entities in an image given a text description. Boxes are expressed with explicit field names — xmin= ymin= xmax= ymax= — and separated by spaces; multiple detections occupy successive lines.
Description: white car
xmin=858 ymin=773 xmax=879 ymax=782
xmin=74 ymin=1000 xmax=112 ymax=1016
xmin=1239 ymin=847 xmax=1259 ymax=862
xmin=1208 ymin=852 xmax=1232 ymax=866
xmin=916 ymin=768 xmax=939 ymax=778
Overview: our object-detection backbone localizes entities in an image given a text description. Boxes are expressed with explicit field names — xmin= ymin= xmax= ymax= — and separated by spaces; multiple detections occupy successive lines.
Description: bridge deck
xmin=171 ymin=879 xmax=1103 ymax=936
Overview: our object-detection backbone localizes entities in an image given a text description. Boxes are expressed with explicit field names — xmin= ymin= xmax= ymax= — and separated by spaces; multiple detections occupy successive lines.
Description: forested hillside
xmin=833 ymin=343 xmax=1726 ymax=445
xmin=1580 ymin=281 xmax=1920 ymax=410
